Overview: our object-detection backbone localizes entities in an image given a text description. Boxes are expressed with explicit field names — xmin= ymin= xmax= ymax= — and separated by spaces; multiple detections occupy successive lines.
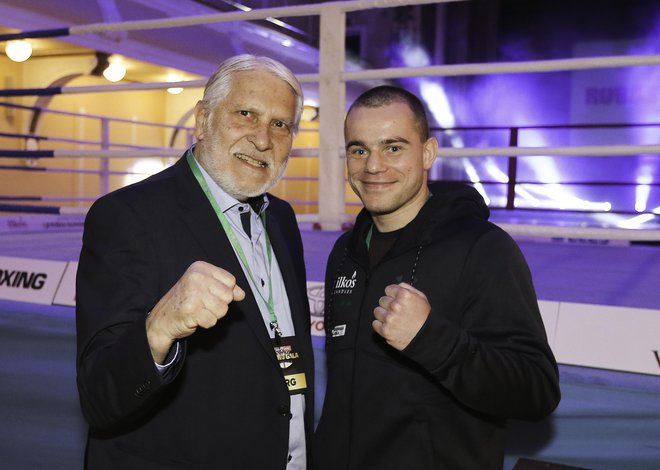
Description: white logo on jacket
xmin=331 ymin=324 xmax=346 ymax=337
xmin=333 ymin=270 xmax=357 ymax=295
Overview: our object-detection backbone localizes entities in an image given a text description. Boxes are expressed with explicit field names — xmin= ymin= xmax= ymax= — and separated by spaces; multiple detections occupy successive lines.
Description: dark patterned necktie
xmin=240 ymin=209 xmax=251 ymax=239
xmin=240 ymin=196 xmax=265 ymax=239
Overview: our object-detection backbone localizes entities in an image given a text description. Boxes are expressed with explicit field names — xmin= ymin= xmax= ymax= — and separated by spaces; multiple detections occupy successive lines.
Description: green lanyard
xmin=186 ymin=151 xmax=282 ymax=338
xmin=365 ymin=225 xmax=374 ymax=249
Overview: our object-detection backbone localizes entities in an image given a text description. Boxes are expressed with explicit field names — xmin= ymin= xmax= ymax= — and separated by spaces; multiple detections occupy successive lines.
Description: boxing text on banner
xmin=0 ymin=255 xmax=67 ymax=305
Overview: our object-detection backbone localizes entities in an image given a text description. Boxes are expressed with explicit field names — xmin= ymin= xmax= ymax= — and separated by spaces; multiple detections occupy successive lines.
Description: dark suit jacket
xmin=76 ymin=155 xmax=314 ymax=469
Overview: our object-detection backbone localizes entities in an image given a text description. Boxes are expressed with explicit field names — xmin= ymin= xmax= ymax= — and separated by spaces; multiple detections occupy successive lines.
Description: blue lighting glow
xmin=388 ymin=14 xmax=659 ymax=228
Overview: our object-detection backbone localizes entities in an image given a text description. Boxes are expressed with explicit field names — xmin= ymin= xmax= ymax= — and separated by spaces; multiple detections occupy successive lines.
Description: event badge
xmin=273 ymin=336 xmax=307 ymax=395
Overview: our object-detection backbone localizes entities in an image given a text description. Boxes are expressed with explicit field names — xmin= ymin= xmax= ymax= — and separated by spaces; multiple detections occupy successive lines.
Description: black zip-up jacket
xmin=315 ymin=182 xmax=560 ymax=470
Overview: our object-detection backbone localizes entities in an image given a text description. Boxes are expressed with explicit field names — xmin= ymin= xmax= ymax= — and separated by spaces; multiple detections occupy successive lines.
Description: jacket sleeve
xmin=401 ymin=227 xmax=560 ymax=420
xmin=75 ymin=194 xmax=184 ymax=431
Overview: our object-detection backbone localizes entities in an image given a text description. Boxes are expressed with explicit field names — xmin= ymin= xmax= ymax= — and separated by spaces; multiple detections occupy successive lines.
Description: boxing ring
xmin=1 ymin=1 xmax=660 ymax=469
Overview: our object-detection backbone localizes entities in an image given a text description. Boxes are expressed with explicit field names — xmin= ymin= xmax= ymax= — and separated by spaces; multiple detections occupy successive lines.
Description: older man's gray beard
xmin=201 ymin=137 xmax=289 ymax=201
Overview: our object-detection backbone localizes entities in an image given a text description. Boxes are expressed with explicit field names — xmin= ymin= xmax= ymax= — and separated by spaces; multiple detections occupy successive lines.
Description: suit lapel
xmin=172 ymin=157 xmax=280 ymax=367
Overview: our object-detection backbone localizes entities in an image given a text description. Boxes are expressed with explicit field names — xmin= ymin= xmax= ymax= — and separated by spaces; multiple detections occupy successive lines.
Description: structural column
xmin=318 ymin=3 xmax=346 ymax=230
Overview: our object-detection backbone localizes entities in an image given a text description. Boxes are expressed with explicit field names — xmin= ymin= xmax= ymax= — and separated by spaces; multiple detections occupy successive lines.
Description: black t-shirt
xmin=368 ymin=225 xmax=403 ymax=268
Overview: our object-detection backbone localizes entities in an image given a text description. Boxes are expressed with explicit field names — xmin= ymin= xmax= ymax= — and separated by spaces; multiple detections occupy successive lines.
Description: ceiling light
xmin=103 ymin=59 xmax=126 ymax=82
xmin=166 ymin=74 xmax=184 ymax=95
xmin=125 ymin=159 xmax=167 ymax=186
xmin=5 ymin=39 xmax=32 ymax=62
xmin=301 ymin=104 xmax=318 ymax=121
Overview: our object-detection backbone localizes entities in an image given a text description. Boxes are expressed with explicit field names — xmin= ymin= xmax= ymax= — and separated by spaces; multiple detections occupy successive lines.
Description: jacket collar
xmin=347 ymin=182 xmax=490 ymax=263
xmin=171 ymin=155 xmax=289 ymax=369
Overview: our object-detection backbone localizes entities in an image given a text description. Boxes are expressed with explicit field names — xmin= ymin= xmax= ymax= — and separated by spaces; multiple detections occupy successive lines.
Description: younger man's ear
xmin=422 ymin=137 xmax=439 ymax=170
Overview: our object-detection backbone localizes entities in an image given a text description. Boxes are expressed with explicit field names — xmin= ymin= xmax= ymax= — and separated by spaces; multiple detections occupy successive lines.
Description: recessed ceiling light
xmin=5 ymin=39 xmax=32 ymax=62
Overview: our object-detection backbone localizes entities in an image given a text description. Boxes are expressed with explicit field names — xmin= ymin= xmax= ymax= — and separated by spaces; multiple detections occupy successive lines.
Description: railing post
xmin=317 ymin=2 xmax=346 ymax=230
xmin=506 ymin=127 xmax=518 ymax=210
xmin=100 ymin=117 xmax=110 ymax=196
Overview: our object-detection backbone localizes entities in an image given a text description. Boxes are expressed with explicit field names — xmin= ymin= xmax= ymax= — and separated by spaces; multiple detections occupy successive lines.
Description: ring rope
xmin=0 ymin=131 xmax=165 ymax=150
xmin=0 ymin=102 xmax=194 ymax=130
xmin=1 ymin=146 xmax=657 ymax=160
xmin=0 ymin=149 xmax=182 ymax=159
xmin=0 ymin=203 xmax=88 ymax=215
xmin=2 ymin=202 xmax=657 ymax=242
xmin=0 ymin=166 xmax=148 ymax=176
xmin=437 ymin=122 xmax=660 ymax=131
xmin=2 ymin=55 xmax=659 ymax=97
xmin=0 ymin=0 xmax=453 ymax=42
xmin=497 ymin=223 xmax=660 ymax=242
xmin=436 ymin=145 xmax=660 ymax=158
xmin=0 ymin=196 xmax=96 ymax=202
xmin=343 ymin=54 xmax=660 ymax=81
xmin=0 ymin=148 xmax=320 ymax=159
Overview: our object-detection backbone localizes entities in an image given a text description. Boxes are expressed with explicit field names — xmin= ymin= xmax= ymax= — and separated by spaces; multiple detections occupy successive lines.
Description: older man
xmin=76 ymin=54 xmax=313 ymax=469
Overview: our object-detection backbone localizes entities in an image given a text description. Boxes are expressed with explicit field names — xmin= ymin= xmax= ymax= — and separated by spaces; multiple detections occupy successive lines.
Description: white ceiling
xmin=0 ymin=0 xmax=323 ymax=87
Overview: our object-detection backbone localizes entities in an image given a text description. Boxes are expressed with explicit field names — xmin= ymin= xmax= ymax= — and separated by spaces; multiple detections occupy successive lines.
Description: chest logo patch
xmin=331 ymin=324 xmax=347 ymax=337
xmin=333 ymin=270 xmax=357 ymax=295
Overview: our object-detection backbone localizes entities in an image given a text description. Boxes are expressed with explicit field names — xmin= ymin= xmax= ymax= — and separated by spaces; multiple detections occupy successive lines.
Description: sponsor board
xmin=53 ymin=261 xmax=77 ymax=307
xmin=554 ymin=302 xmax=660 ymax=376
xmin=2 ymin=263 xmax=658 ymax=377
xmin=538 ymin=300 xmax=560 ymax=347
xmin=307 ymin=281 xmax=325 ymax=338
xmin=305 ymin=283 xmax=660 ymax=376
xmin=0 ymin=256 xmax=68 ymax=305
xmin=0 ymin=214 xmax=85 ymax=234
